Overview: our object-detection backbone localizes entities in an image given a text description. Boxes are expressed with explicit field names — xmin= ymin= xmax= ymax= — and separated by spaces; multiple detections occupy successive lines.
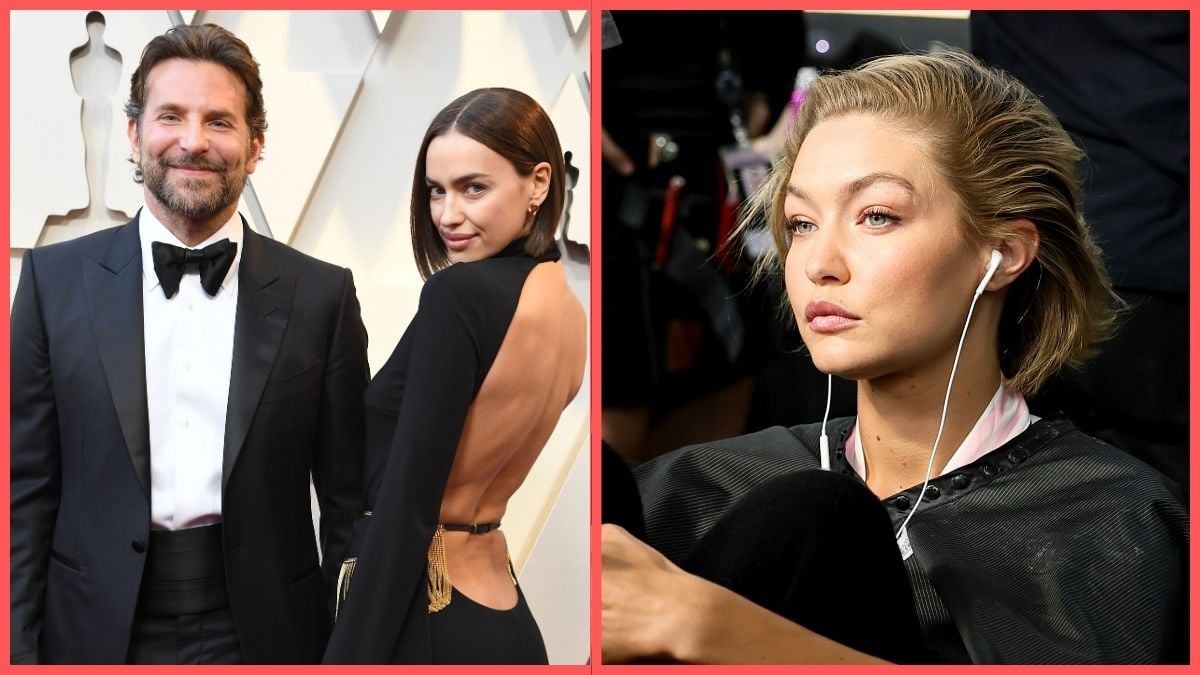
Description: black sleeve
xmin=9 ymin=251 xmax=61 ymax=665
xmin=312 ymin=268 xmax=369 ymax=606
xmin=323 ymin=263 xmax=496 ymax=663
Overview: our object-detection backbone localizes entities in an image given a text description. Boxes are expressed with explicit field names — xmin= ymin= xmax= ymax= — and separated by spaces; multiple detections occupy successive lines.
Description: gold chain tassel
xmin=505 ymin=539 xmax=517 ymax=586
xmin=427 ymin=525 xmax=452 ymax=613
xmin=428 ymin=524 xmax=517 ymax=613
xmin=334 ymin=557 xmax=357 ymax=621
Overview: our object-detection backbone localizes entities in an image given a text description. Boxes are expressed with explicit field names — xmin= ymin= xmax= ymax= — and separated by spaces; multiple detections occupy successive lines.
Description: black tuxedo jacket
xmin=10 ymin=216 xmax=368 ymax=663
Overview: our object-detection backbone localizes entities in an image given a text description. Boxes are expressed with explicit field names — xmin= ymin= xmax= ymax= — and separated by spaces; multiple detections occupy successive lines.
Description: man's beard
xmin=141 ymin=152 xmax=248 ymax=221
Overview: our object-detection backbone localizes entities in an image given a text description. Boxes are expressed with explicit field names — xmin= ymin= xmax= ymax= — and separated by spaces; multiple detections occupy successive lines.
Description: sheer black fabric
xmin=324 ymin=238 xmax=559 ymax=663
xmin=635 ymin=416 xmax=1188 ymax=663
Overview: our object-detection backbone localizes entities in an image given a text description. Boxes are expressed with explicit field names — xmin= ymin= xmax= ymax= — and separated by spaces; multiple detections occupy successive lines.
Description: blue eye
xmin=788 ymin=218 xmax=816 ymax=237
xmin=862 ymin=209 xmax=899 ymax=229
xmin=428 ymin=185 xmax=445 ymax=198
xmin=464 ymin=183 xmax=486 ymax=196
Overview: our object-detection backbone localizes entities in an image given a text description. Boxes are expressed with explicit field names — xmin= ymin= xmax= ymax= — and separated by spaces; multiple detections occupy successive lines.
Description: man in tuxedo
xmin=10 ymin=23 xmax=368 ymax=664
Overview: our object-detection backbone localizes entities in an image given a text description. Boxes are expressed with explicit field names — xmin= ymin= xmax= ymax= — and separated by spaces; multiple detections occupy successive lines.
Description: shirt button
xmin=183 ymin=419 xmax=190 ymax=428
xmin=184 ymin=362 xmax=191 ymax=371
xmin=924 ymin=485 xmax=941 ymax=500
xmin=981 ymin=462 xmax=997 ymax=477
xmin=951 ymin=474 xmax=970 ymax=489
xmin=894 ymin=495 xmax=912 ymax=511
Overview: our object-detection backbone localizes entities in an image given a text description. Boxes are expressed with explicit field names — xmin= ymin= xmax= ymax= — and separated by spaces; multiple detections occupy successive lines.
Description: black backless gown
xmin=324 ymin=238 xmax=557 ymax=663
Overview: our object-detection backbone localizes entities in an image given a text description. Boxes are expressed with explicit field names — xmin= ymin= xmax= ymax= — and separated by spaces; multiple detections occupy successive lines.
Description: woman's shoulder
xmin=421 ymin=255 xmax=542 ymax=299
xmin=919 ymin=414 xmax=1187 ymax=533
xmin=1010 ymin=415 xmax=1184 ymax=504
xmin=420 ymin=258 xmax=487 ymax=297
xmin=915 ymin=415 xmax=1188 ymax=663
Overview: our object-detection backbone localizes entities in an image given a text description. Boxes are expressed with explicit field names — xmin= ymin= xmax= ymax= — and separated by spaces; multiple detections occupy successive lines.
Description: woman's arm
xmin=325 ymin=264 xmax=494 ymax=662
xmin=601 ymin=524 xmax=890 ymax=665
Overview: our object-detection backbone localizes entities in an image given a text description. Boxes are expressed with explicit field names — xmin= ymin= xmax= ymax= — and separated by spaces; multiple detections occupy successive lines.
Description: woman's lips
xmin=441 ymin=233 xmax=476 ymax=251
xmin=804 ymin=300 xmax=861 ymax=333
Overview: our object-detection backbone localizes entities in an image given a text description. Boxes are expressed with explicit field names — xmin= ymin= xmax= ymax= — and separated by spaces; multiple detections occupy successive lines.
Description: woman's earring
xmin=528 ymin=202 xmax=540 ymax=216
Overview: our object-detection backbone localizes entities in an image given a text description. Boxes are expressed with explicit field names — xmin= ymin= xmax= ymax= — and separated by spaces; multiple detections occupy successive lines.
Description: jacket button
xmin=981 ymin=462 xmax=997 ymax=477
xmin=1009 ymin=448 xmax=1029 ymax=464
xmin=894 ymin=495 xmax=911 ymax=511
xmin=131 ymin=540 xmax=146 ymax=554
xmin=924 ymin=485 xmax=941 ymax=500
xmin=952 ymin=474 xmax=970 ymax=489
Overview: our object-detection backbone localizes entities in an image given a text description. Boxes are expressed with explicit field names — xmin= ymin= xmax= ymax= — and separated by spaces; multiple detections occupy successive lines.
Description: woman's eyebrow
xmin=843 ymin=172 xmax=918 ymax=200
xmin=426 ymin=172 xmax=490 ymax=186
xmin=787 ymin=172 xmax=919 ymax=204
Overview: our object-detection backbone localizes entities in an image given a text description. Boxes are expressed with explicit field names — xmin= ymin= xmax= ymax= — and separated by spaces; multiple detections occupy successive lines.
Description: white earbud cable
xmin=895 ymin=257 xmax=997 ymax=539
xmin=819 ymin=373 xmax=832 ymax=470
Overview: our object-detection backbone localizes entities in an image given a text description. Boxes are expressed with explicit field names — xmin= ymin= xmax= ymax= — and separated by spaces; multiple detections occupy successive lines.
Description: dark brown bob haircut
xmin=411 ymin=87 xmax=565 ymax=279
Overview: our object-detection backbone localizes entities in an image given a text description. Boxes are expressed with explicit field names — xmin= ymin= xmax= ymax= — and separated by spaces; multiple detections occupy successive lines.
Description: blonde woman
xmin=602 ymin=50 xmax=1186 ymax=664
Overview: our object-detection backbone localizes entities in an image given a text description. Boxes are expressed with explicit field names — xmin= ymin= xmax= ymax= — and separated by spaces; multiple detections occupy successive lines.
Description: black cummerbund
xmin=137 ymin=523 xmax=229 ymax=616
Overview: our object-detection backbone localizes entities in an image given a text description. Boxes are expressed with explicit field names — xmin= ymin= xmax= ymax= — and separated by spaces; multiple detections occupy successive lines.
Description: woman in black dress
xmin=325 ymin=88 xmax=587 ymax=664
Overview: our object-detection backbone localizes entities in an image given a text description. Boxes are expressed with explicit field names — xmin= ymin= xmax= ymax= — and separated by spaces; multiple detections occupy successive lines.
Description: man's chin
xmin=157 ymin=198 xmax=235 ymax=223
xmin=152 ymin=186 xmax=238 ymax=221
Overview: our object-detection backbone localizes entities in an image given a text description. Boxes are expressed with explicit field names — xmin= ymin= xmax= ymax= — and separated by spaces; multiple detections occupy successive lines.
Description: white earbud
xmin=974 ymin=249 xmax=1004 ymax=298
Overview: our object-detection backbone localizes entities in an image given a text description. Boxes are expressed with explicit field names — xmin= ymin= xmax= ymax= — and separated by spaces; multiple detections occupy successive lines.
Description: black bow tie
xmin=151 ymin=239 xmax=238 ymax=299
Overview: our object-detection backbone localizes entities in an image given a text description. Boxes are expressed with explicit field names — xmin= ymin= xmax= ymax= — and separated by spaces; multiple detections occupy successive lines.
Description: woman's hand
xmin=601 ymin=524 xmax=892 ymax=665
xmin=601 ymin=523 xmax=696 ymax=663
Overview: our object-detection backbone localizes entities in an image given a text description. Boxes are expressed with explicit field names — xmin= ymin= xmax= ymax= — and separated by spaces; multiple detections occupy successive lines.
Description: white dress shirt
xmin=140 ymin=208 xmax=243 ymax=531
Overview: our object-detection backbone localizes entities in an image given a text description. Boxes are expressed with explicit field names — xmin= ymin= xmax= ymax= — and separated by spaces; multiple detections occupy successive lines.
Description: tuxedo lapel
xmin=223 ymin=225 xmax=294 ymax=488
xmin=83 ymin=218 xmax=151 ymax=496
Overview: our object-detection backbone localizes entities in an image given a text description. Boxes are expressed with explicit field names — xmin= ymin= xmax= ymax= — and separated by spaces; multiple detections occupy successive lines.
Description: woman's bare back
xmin=438 ymin=260 xmax=586 ymax=608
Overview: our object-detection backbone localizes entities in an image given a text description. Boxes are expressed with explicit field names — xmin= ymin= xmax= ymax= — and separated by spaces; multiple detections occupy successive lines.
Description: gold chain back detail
xmin=505 ymin=538 xmax=517 ymax=585
xmin=427 ymin=524 xmax=518 ymax=613
xmin=427 ymin=525 xmax=452 ymax=613
xmin=334 ymin=557 xmax=357 ymax=621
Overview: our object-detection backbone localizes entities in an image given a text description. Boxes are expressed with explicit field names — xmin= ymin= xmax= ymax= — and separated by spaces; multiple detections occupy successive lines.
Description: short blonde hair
xmin=745 ymin=49 xmax=1116 ymax=395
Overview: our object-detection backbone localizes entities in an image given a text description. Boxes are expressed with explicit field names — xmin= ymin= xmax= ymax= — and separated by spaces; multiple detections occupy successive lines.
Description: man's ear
xmin=246 ymin=131 xmax=265 ymax=174
xmin=127 ymin=117 xmax=141 ymax=164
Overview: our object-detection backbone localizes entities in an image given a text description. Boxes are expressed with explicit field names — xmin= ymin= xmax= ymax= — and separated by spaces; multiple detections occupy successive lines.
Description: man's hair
xmin=743 ymin=49 xmax=1117 ymax=395
xmin=410 ymin=88 xmax=565 ymax=279
xmin=125 ymin=23 xmax=266 ymax=182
